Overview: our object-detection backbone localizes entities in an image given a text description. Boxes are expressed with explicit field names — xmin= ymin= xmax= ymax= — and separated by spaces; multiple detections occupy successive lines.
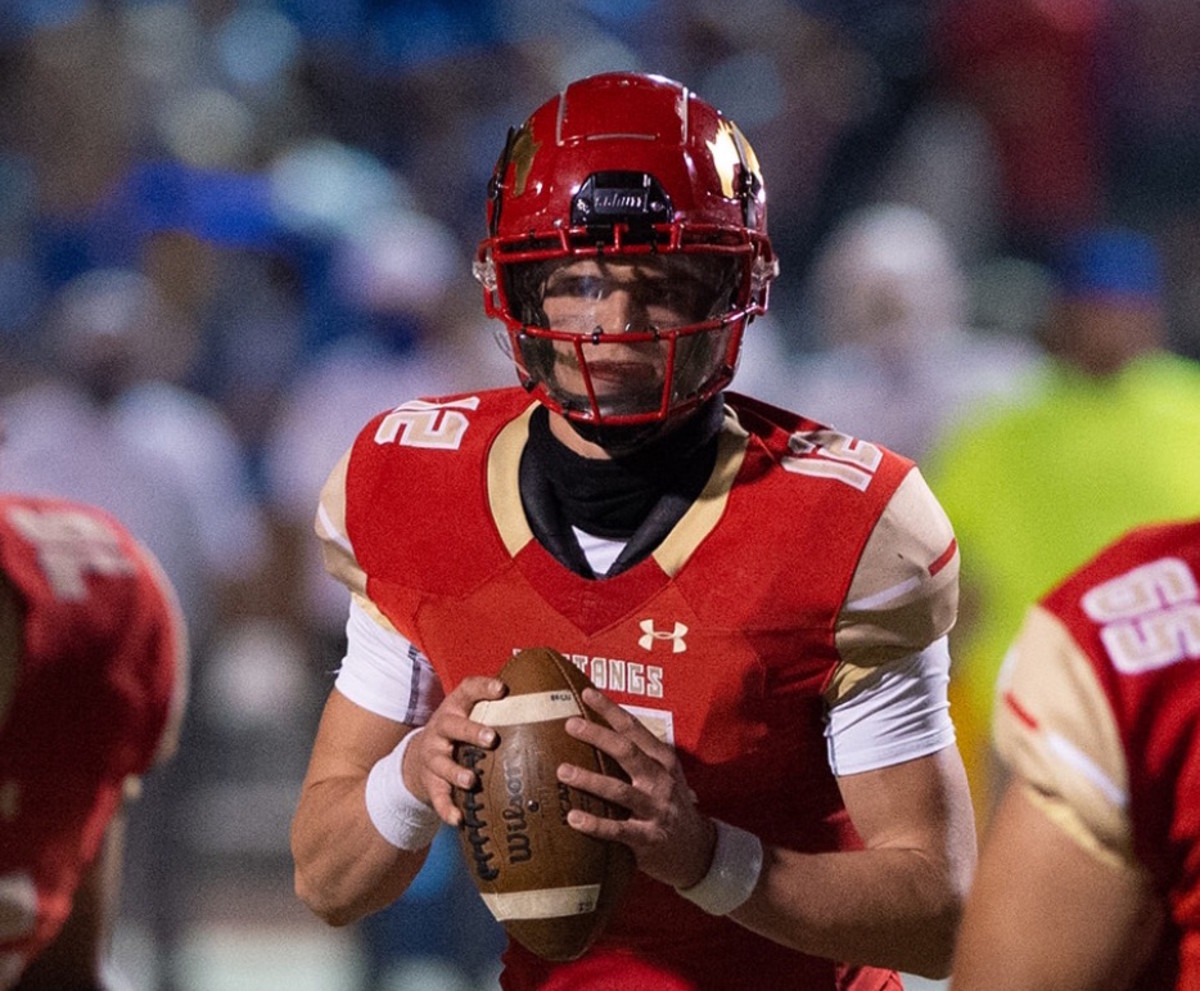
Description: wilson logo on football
xmin=637 ymin=620 xmax=688 ymax=654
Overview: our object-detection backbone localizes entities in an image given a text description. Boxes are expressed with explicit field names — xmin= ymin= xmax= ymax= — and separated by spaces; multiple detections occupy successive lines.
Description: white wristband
xmin=364 ymin=731 xmax=441 ymax=851
xmin=676 ymin=819 xmax=763 ymax=915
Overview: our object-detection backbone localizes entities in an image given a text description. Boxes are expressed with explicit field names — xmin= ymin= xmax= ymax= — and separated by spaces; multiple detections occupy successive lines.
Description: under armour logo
xmin=638 ymin=619 xmax=688 ymax=653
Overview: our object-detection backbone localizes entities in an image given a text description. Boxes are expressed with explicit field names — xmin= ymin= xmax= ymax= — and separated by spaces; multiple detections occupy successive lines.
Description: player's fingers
xmin=582 ymin=687 xmax=640 ymax=733
xmin=445 ymin=676 xmax=507 ymax=713
xmin=564 ymin=806 xmax=629 ymax=844
xmin=427 ymin=782 xmax=461 ymax=827
xmin=564 ymin=715 xmax=648 ymax=775
xmin=556 ymin=762 xmax=650 ymax=817
xmin=424 ymin=750 xmax=479 ymax=792
xmin=425 ymin=708 xmax=497 ymax=751
xmin=433 ymin=678 xmax=505 ymax=748
xmin=582 ymin=688 xmax=674 ymax=763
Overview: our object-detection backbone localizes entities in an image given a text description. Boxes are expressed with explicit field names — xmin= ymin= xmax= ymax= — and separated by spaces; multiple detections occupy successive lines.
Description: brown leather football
xmin=452 ymin=647 xmax=635 ymax=962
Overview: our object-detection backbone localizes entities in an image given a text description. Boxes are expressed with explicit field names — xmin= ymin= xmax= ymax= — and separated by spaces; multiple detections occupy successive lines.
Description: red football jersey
xmin=996 ymin=518 xmax=1200 ymax=989
xmin=320 ymin=388 xmax=959 ymax=991
xmin=0 ymin=495 xmax=186 ymax=987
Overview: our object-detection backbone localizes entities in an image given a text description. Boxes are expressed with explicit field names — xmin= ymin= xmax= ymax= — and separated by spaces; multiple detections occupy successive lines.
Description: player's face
xmin=537 ymin=256 xmax=724 ymax=415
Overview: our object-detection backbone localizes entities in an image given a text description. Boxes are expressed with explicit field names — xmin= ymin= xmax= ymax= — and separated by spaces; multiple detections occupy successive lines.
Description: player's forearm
xmin=291 ymin=775 xmax=428 ymax=926
xmin=730 ymin=844 xmax=967 ymax=978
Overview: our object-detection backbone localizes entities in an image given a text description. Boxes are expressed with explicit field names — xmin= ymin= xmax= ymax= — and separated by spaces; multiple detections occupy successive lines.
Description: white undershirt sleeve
xmin=825 ymin=635 xmax=956 ymax=777
xmin=333 ymin=598 xmax=444 ymax=726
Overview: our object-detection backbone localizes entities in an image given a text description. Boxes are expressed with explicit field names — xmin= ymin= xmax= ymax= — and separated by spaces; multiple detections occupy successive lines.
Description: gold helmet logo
xmin=509 ymin=122 xmax=541 ymax=197
xmin=707 ymin=120 xmax=763 ymax=199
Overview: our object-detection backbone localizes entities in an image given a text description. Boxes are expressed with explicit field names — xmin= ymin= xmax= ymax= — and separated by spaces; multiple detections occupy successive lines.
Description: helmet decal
xmin=707 ymin=121 xmax=743 ymax=200
xmin=509 ymin=123 xmax=541 ymax=198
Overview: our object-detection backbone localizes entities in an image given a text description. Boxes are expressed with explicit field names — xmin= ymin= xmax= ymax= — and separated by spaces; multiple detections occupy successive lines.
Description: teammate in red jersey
xmin=291 ymin=72 xmax=977 ymax=989
xmin=952 ymin=517 xmax=1200 ymax=990
xmin=0 ymin=493 xmax=188 ymax=991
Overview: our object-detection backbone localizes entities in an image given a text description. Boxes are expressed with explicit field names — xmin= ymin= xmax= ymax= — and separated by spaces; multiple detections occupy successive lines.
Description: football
xmin=452 ymin=647 xmax=635 ymax=962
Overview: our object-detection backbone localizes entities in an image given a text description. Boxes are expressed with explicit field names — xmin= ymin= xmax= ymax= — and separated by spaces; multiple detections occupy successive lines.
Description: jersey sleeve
xmin=993 ymin=603 xmax=1134 ymax=868
xmin=333 ymin=594 xmax=445 ymax=724
xmin=315 ymin=435 xmax=447 ymax=720
xmin=315 ymin=446 xmax=369 ymax=599
xmin=826 ymin=468 xmax=960 ymax=704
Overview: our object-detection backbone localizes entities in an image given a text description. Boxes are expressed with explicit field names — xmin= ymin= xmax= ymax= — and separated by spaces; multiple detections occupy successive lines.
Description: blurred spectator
xmin=1098 ymin=0 xmax=1200 ymax=360
xmin=757 ymin=0 xmax=940 ymax=290
xmin=0 ymin=268 xmax=266 ymax=643
xmin=924 ymin=226 xmax=1200 ymax=816
xmin=934 ymin=0 xmax=1109 ymax=262
xmin=1100 ymin=0 xmax=1200 ymax=228
xmin=793 ymin=203 xmax=1038 ymax=463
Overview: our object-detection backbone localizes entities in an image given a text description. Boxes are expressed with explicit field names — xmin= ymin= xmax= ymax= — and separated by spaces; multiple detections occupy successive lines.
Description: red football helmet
xmin=474 ymin=72 xmax=777 ymax=430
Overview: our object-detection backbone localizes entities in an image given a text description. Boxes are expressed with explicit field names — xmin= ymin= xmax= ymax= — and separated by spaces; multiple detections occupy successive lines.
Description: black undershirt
xmin=518 ymin=399 xmax=723 ymax=579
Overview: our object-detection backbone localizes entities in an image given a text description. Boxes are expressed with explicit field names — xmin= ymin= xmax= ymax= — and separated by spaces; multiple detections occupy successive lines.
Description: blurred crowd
xmin=1 ymin=1 xmax=1199 ymax=989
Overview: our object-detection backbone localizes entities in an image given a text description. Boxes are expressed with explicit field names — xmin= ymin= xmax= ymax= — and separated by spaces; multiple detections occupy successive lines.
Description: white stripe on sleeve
xmin=333 ymin=599 xmax=444 ymax=726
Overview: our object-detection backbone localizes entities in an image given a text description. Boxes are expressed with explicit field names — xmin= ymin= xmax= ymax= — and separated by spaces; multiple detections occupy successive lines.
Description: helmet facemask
xmin=496 ymin=251 xmax=746 ymax=426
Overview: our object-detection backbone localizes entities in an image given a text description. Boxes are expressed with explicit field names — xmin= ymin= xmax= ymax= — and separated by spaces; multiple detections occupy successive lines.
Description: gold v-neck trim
xmin=485 ymin=403 xmax=749 ymax=576
xmin=487 ymin=402 xmax=538 ymax=557
xmin=653 ymin=407 xmax=748 ymax=576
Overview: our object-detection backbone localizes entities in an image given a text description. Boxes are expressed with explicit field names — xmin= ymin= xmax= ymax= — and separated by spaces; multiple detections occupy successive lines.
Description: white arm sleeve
xmin=333 ymin=598 xmax=444 ymax=726
xmin=825 ymin=636 xmax=956 ymax=777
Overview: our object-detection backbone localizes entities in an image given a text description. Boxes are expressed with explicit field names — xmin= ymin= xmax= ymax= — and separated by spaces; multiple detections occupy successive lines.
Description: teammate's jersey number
xmin=4 ymin=506 xmax=136 ymax=602
xmin=1082 ymin=557 xmax=1200 ymax=673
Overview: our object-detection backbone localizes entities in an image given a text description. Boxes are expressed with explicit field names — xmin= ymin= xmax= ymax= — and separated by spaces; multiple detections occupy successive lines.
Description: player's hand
xmin=557 ymin=687 xmax=717 ymax=889
xmin=402 ymin=675 xmax=506 ymax=827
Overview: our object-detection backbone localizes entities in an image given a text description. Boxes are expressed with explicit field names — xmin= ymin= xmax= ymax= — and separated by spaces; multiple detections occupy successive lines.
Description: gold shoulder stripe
xmin=316 ymin=449 xmax=367 ymax=598
xmin=488 ymin=403 xmax=538 ymax=556
xmin=653 ymin=407 xmax=748 ymax=577
xmin=1022 ymin=783 xmax=1134 ymax=874
xmin=995 ymin=604 xmax=1133 ymax=861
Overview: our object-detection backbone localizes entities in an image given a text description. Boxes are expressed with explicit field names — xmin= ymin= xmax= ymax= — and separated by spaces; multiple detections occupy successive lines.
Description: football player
xmin=0 ymin=492 xmax=188 ymax=990
xmin=951 ymin=518 xmax=1200 ymax=990
xmin=292 ymin=72 xmax=977 ymax=989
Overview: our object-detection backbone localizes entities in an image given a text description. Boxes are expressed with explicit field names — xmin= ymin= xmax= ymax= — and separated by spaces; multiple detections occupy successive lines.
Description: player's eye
xmin=643 ymin=279 xmax=716 ymax=320
xmin=544 ymin=274 xmax=608 ymax=301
